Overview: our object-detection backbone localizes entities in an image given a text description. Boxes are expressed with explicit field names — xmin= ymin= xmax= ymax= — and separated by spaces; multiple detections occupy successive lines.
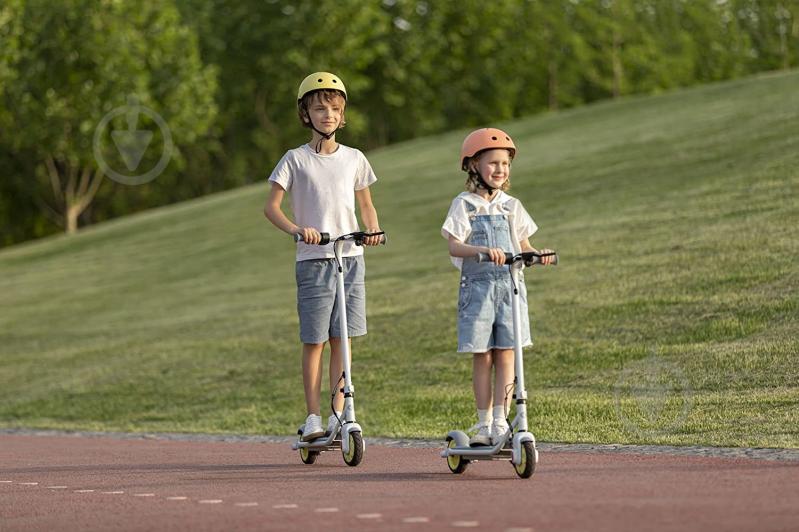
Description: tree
xmin=734 ymin=0 xmax=799 ymax=71
xmin=0 ymin=0 xmax=217 ymax=234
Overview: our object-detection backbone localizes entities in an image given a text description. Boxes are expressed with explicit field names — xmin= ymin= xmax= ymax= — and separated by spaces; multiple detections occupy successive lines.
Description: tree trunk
xmin=44 ymin=155 xmax=104 ymax=234
xmin=66 ymin=203 xmax=80 ymax=234
xmin=548 ymin=59 xmax=559 ymax=111
xmin=612 ymin=28 xmax=623 ymax=98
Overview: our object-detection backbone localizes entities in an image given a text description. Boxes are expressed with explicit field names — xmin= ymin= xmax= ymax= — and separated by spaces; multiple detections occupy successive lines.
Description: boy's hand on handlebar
xmin=299 ymin=227 xmax=322 ymax=245
xmin=484 ymin=247 xmax=506 ymax=266
xmin=363 ymin=228 xmax=382 ymax=246
xmin=539 ymin=248 xmax=556 ymax=265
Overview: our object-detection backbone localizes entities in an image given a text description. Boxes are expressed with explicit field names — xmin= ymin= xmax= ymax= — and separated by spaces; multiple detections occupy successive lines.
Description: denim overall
xmin=457 ymin=201 xmax=531 ymax=353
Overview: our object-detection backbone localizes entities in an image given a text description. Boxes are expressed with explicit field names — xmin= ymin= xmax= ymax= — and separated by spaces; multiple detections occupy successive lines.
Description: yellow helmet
xmin=297 ymin=72 xmax=347 ymax=102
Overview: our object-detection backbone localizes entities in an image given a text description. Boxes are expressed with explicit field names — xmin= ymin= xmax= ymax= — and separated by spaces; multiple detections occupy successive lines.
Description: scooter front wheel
xmin=513 ymin=441 xmax=537 ymax=478
xmin=446 ymin=438 xmax=469 ymax=474
xmin=343 ymin=431 xmax=364 ymax=466
xmin=299 ymin=447 xmax=319 ymax=465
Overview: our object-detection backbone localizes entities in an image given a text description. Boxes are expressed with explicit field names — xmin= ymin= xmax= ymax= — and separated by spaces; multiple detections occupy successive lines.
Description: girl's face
xmin=305 ymin=93 xmax=345 ymax=134
xmin=472 ymin=149 xmax=511 ymax=189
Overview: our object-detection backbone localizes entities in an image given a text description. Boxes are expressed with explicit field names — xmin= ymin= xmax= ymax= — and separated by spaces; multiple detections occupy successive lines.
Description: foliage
xmin=1 ymin=0 xmax=798 ymax=243
xmin=0 ymin=0 xmax=216 ymax=235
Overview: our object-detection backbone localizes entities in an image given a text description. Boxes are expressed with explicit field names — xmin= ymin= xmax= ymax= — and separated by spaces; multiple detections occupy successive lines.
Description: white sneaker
xmin=301 ymin=414 xmax=324 ymax=442
xmin=326 ymin=413 xmax=341 ymax=435
xmin=468 ymin=422 xmax=492 ymax=447
xmin=491 ymin=419 xmax=510 ymax=445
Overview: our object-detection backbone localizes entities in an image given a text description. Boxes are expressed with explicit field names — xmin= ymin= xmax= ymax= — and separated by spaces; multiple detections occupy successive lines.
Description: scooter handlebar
xmin=294 ymin=231 xmax=386 ymax=246
xmin=475 ymin=251 xmax=558 ymax=266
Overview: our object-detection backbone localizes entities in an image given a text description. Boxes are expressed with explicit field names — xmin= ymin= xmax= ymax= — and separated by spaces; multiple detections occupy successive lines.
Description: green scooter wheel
xmin=299 ymin=447 xmax=319 ymax=465
xmin=343 ymin=431 xmax=364 ymax=466
xmin=446 ymin=438 xmax=469 ymax=474
xmin=513 ymin=441 xmax=537 ymax=478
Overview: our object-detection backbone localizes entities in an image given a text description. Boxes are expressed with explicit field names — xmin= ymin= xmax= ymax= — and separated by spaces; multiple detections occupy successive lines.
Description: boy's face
xmin=472 ymin=149 xmax=511 ymax=188
xmin=305 ymin=92 xmax=345 ymax=134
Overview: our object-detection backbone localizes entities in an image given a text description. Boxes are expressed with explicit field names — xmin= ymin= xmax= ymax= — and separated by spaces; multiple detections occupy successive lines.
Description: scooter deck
xmin=447 ymin=446 xmax=514 ymax=460
xmin=292 ymin=432 xmax=341 ymax=451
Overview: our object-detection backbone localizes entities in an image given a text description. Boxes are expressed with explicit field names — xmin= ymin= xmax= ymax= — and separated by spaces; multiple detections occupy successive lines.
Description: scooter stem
xmin=334 ymin=239 xmax=356 ymax=424
xmin=511 ymin=261 xmax=528 ymax=432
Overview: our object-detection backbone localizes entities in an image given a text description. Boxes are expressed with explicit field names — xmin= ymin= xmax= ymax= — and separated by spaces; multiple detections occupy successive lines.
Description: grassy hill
xmin=1 ymin=71 xmax=797 ymax=447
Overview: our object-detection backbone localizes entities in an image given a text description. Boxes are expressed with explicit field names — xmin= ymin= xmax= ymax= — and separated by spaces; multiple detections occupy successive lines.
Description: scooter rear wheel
xmin=299 ymin=447 xmax=319 ymax=464
xmin=446 ymin=438 xmax=469 ymax=474
xmin=343 ymin=431 xmax=364 ymax=466
xmin=513 ymin=441 xmax=537 ymax=478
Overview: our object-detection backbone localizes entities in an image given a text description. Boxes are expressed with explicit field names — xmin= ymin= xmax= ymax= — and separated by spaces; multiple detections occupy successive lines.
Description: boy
xmin=264 ymin=72 xmax=382 ymax=441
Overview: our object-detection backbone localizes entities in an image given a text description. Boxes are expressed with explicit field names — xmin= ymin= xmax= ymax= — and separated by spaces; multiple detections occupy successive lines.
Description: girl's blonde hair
xmin=463 ymin=152 xmax=512 ymax=193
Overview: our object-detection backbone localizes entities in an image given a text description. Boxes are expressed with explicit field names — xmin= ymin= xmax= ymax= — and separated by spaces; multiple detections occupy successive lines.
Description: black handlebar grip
xmin=294 ymin=232 xmax=330 ymax=245
xmin=524 ymin=252 xmax=558 ymax=266
xmin=476 ymin=252 xmax=514 ymax=264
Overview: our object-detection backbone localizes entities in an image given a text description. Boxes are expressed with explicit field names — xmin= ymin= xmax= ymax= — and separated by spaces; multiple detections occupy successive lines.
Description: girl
xmin=441 ymin=128 xmax=554 ymax=446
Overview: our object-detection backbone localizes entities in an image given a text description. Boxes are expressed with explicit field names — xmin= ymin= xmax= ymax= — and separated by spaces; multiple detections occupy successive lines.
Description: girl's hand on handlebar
xmin=539 ymin=248 xmax=556 ymax=265
xmin=299 ymin=227 xmax=322 ymax=245
xmin=363 ymin=228 xmax=382 ymax=246
xmin=484 ymin=247 xmax=506 ymax=266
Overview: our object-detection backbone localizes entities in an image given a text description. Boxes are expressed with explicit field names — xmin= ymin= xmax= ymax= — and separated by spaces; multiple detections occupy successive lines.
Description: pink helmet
xmin=460 ymin=128 xmax=516 ymax=171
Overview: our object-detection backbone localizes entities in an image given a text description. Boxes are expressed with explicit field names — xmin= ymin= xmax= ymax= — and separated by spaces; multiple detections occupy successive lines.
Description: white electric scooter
xmin=441 ymin=250 xmax=557 ymax=478
xmin=291 ymin=230 xmax=386 ymax=467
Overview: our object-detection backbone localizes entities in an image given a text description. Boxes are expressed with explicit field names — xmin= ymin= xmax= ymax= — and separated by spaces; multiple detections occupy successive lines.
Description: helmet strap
xmin=308 ymin=118 xmax=338 ymax=153
xmin=470 ymin=170 xmax=498 ymax=195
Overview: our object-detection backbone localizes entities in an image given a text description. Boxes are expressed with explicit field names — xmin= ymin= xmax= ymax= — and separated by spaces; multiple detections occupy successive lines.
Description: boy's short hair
xmin=463 ymin=151 xmax=512 ymax=193
xmin=298 ymin=89 xmax=347 ymax=129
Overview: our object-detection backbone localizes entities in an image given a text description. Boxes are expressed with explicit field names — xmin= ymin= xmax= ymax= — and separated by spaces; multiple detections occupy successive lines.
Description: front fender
xmin=341 ymin=423 xmax=363 ymax=455
xmin=511 ymin=431 xmax=536 ymax=465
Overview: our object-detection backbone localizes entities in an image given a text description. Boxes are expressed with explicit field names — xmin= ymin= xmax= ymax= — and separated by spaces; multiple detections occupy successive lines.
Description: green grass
xmin=1 ymin=71 xmax=797 ymax=447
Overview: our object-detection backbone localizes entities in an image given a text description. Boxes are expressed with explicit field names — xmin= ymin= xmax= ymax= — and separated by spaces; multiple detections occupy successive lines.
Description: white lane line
xmin=133 ymin=493 xmax=155 ymax=497
xmin=102 ymin=491 xmax=125 ymax=494
xmin=402 ymin=517 xmax=430 ymax=523
xmin=273 ymin=503 xmax=298 ymax=509
xmin=74 ymin=489 xmax=95 ymax=493
xmin=47 ymin=486 xmax=69 ymax=489
xmin=234 ymin=502 xmax=259 ymax=507
xmin=199 ymin=499 xmax=223 ymax=504
xmin=314 ymin=507 xmax=339 ymax=513
xmin=166 ymin=496 xmax=188 ymax=501
xmin=356 ymin=513 xmax=382 ymax=519
xmin=0 ymin=481 xmax=13 ymax=483
xmin=504 ymin=528 xmax=534 ymax=532
xmin=452 ymin=521 xmax=480 ymax=528
xmin=19 ymin=482 xmax=39 ymax=486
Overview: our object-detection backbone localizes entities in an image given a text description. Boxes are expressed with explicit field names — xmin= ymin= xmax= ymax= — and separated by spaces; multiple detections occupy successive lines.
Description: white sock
xmin=492 ymin=405 xmax=506 ymax=423
xmin=477 ymin=409 xmax=492 ymax=425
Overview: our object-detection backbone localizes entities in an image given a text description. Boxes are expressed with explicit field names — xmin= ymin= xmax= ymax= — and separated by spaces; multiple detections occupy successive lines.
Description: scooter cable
xmin=503 ymin=380 xmax=515 ymax=424
xmin=330 ymin=372 xmax=346 ymax=429
xmin=506 ymin=262 xmax=517 ymax=291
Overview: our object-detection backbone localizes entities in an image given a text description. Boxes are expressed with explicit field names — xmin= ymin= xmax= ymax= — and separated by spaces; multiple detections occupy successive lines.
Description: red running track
xmin=1 ymin=434 xmax=797 ymax=531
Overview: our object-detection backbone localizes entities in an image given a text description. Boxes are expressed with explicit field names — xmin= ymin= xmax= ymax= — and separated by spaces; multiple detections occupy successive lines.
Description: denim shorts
xmin=295 ymin=256 xmax=366 ymax=344
xmin=457 ymin=273 xmax=532 ymax=353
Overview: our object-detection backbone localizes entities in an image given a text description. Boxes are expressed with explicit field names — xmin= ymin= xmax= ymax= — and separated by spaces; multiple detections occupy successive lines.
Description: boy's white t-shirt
xmin=441 ymin=191 xmax=538 ymax=269
xmin=269 ymin=143 xmax=377 ymax=261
